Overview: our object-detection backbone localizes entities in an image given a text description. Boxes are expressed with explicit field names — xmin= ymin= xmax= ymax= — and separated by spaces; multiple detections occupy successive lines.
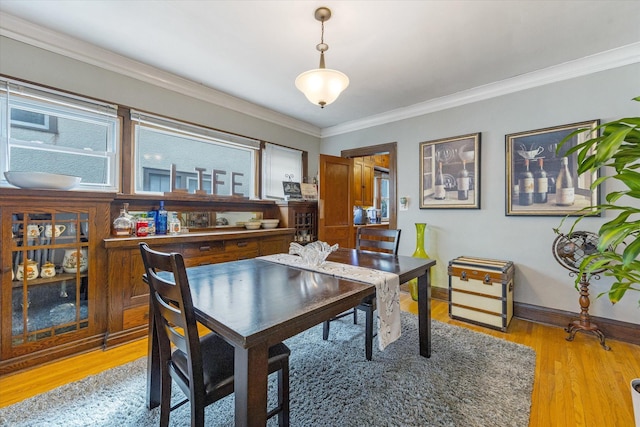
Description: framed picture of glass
xmin=419 ymin=133 xmax=481 ymax=209
xmin=505 ymin=120 xmax=600 ymax=216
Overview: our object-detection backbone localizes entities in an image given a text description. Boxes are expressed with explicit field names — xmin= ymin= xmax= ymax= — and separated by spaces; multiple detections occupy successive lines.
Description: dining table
xmin=145 ymin=247 xmax=435 ymax=426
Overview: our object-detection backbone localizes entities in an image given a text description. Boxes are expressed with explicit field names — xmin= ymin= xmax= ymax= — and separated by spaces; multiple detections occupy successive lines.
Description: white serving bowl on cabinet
xmin=261 ymin=219 xmax=279 ymax=229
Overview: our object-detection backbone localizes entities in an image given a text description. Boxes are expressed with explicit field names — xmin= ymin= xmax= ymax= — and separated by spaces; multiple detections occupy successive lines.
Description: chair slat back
xmin=139 ymin=243 xmax=203 ymax=382
xmin=356 ymin=228 xmax=401 ymax=255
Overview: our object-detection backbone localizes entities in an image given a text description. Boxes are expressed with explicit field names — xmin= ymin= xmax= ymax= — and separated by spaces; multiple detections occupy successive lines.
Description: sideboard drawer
xmin=185 ymin=239 xmax=259 ymax=266
xmin=181 ymin=241 xmax=225 ymax=258
xmin=224 ymin=239 xmax=259 ymax=254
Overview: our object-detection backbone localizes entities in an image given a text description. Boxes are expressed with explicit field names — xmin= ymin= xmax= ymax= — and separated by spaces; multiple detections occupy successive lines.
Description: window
xmin=262 ymin=143 xmax=303 ymax=199
xmin=0 ymin=78 xmax=119 ymax=191
xmin=132 ymin=111 xmax=259 ymax=197
xmin=10 ymin=109 xmax=58 ymax=133
xmin=375 ymin=172 xmax=390 ymax=220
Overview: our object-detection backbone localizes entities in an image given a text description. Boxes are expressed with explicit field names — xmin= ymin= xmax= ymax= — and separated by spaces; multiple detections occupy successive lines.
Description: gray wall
xmin=0 ymin=36 xmax=321 ymax=177
xmin=2 ymin=35 xmax=638 ymax=324
xmin=321 ymin=64 xmax=640 ymax=324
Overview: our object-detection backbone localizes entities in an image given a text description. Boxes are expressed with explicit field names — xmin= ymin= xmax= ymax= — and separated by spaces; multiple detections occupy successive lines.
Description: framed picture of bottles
xmin=505 ymin=120 xmax=600 ymax=216
xmin=419 ymin=132 xmax=481 ymax=209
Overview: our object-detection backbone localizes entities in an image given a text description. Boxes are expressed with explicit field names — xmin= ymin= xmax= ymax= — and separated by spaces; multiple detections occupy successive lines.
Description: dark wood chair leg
xmin=322 ymin=320 xmax=330 ymax=340
xmin=365 ymin=306 xmax=374 ymax=361
xmin=279 ymin=360 xmax=290 ymax=427
xmin=191 ymin=398 xmax=205 ymax=427
xmin=160 ymin=368 xmax=171 ymax=427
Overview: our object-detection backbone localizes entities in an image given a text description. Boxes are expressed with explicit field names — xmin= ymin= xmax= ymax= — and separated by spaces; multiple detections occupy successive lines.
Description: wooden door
xmin=353 ymin=158 xmax=364 ymax=206
xmin=318 ymin=154 xmax=354 ymax=248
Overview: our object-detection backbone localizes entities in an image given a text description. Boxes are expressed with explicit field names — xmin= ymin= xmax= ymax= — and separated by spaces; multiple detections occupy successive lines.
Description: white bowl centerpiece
xmin=289 ymin=241 xmax=339 ymax=267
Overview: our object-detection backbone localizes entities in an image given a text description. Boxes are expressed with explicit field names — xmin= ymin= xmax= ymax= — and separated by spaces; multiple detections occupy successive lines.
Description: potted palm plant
xmin=556 ymin=96 xmax=640 ymax=425
xmin=556 ymin=96 xmax=640 ymax=305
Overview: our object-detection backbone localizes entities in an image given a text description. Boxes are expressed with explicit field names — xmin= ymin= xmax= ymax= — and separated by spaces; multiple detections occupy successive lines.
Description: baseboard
xmin=431 ymin=286 xmax=448 ymax=301
xmin=0 ymin=334 xmax=105 ymax=376
xmin=103 ymin=326 xmax=148 ymax=349
xmin=431 ymin=287 xmax=639 ymax=346
xmin=513 ymin=302 xmax=639 ymax=346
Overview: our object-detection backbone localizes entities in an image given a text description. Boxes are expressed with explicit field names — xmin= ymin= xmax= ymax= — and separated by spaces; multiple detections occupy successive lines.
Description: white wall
xmin=321 ymin=64 xmax=640 ymax=324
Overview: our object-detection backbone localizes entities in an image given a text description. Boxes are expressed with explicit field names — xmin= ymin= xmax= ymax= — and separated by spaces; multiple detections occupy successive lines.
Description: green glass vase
xmin=408 ymin=223 xmax=429 ymax=301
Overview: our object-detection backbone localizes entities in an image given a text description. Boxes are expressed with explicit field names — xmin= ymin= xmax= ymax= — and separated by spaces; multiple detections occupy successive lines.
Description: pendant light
xmin=295 ymin=7 xmax=349 ymax=108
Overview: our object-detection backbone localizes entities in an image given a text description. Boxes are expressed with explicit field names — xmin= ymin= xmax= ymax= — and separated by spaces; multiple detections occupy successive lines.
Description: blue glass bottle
xmin=156 ymin=201 xmax=168 ymax=235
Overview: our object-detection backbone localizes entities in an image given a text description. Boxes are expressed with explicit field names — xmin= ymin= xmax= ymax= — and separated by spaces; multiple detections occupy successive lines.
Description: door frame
xmin=341 ymin=142 xmax=397 ymax=229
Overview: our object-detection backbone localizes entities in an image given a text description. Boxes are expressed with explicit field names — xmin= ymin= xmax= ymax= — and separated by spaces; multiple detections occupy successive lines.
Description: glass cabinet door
xmin=7 ymin=209 xmax=91 ymax=352
xmin=293 ymin=211 xmax=316 ymax=243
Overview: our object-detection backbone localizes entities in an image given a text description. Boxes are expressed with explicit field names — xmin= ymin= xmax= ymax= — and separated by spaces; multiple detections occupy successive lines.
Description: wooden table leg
xmin=417 ymin=269 xmax=432 ymax=358
xmin=234 ymin=342 xmax=269 ymax=426
xmin=146 ymin=297 xmax=161 ymax=408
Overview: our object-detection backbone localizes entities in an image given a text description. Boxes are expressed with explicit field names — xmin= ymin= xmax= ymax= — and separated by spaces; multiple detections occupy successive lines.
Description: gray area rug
xmin=0 ymin=312 xmax=535 ymax=426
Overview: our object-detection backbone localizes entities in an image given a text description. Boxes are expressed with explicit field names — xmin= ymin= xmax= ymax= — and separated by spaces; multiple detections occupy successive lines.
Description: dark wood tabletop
xmin=327 ymin=247 xmax=436 ymax=285
xmin=185 ymin=257 xmax=377 ymax=349
xmin=146 ymin=249 xmax=435 ymax=426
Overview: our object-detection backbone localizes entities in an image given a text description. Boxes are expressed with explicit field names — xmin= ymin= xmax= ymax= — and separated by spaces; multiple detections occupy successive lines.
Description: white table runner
xmin=258 ymin=253 xmax=401 ymax=351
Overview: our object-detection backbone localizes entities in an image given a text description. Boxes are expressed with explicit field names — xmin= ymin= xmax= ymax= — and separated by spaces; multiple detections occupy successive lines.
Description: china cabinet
xmin=0 ymin=191 xmax=112 ymax=374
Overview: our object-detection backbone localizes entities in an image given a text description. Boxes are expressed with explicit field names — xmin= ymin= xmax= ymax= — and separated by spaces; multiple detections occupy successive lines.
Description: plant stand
xmin=564 ymin=273 xmax=610 ymax=350
xmin=632 ymin=379 xmax=640 ymax=427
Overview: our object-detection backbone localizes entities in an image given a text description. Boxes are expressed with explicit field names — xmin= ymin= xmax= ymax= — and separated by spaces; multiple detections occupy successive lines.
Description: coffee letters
xmin=169 ymin=163 xmax=245 ymax=196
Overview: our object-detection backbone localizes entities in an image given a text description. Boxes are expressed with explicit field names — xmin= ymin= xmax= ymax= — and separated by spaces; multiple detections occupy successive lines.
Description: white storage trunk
xmin=448 ymin=256 xmax=515 ymax=332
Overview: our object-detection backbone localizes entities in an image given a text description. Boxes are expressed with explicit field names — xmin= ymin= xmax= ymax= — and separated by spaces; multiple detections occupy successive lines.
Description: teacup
xmin=27 ymin=224 xmax=44 ymax=238
xmin=26 ymin=224 xmax=44 ymax=238
xmin=45 ymin=224 xmax=66 ymax=238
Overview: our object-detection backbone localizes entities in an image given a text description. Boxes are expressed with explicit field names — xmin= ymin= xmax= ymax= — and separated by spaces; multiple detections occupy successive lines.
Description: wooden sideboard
xmin=102 ymin=229 xmax=293 ymax=347
xmin=0 ymin=188 xmax=294 ymax=374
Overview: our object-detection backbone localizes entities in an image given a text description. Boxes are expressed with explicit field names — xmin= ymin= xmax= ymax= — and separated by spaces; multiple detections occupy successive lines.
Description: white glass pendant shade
xmin=295 ymin=68 xmax=349 ymax=108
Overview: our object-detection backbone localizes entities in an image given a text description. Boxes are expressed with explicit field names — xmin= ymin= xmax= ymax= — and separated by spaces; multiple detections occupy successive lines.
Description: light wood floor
xmin=1 ymin=295 xmax=639 ymax=426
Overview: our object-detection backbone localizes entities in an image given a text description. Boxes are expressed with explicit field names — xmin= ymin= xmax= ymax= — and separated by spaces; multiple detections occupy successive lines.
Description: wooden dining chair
xmin=139 ymin=242 xmax=291 ymax=427
xmin=322 ymin=227 xmax=401 ymax=361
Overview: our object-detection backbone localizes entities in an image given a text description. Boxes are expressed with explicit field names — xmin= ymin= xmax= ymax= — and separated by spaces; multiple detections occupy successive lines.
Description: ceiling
xmin=1 ymin=1 xmax=639 ymax=134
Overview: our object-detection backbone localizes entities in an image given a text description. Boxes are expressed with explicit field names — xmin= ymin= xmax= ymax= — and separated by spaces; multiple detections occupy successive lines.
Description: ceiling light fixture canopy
xmin=295 ymin=7 xmax=349 ymax=109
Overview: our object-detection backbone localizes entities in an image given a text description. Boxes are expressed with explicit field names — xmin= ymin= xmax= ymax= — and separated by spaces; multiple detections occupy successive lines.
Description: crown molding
xmin=0 ymin=12 xmax=322 ymax=138
xmin=322 ymin=42 xmax=640 ymax=138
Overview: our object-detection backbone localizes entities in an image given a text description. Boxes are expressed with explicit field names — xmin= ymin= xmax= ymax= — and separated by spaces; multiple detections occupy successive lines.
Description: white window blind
xmin=262 ymin=143 xmax=303 ymax=199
